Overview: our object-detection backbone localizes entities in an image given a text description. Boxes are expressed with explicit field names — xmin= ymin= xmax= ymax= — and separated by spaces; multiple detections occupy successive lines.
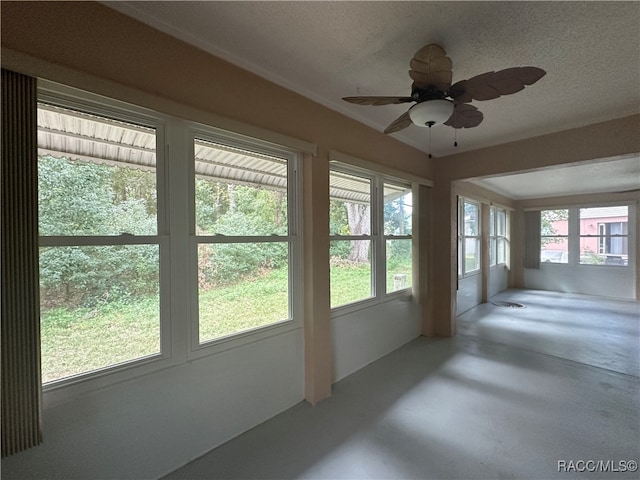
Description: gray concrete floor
xmin=164 ymin=289 xmax=640 ymax=479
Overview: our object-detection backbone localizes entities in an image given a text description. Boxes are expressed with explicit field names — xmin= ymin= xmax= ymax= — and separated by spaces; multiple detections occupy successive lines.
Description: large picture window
xmin=37 ymin=101 xmax=164 ymax=384
xmin=194 ymin=136 xmax=297 ymax=344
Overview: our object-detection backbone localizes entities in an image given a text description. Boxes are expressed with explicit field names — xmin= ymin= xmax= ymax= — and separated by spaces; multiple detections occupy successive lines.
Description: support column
xmin=481 ymin=203 xmax=490 ymax=303
xmin=302 ymin=152 xmax=332 ymax=404
xmin=430 ymin=180 xmax=457 ymax=336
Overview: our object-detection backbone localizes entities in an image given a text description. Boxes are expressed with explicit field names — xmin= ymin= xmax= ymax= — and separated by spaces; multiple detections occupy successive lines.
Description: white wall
xmin=456 ymin=274 xmax=483 ymax=315
xmin=524 ymin=264 xmax=635 ymax=299
xmin=332 ymin=297 xmax=422 ymax=382
xmin=489 ymin=264 xmax=510 ymax=298
xmin=1 ymin=330 xmax=304 ymax=480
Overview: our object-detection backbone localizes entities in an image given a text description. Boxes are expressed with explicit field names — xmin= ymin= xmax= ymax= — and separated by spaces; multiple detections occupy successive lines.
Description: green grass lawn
xmin=41 ymin=260 xmax=412 ymax=383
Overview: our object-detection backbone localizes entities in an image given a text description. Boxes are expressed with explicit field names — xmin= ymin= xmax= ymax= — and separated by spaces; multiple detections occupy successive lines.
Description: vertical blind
xmin=524 ymin=210 xmax=541 ymax=269
xmin=1 ymin=69 xmax=42 ymax=456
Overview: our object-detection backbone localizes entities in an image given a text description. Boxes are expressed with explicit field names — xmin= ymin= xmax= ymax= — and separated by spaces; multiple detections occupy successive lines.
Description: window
xmin=35 ymin=83 xmax=307 ymax=390
xmin=384 ymin=182 xmax=413 ymax=293
xmin=37 ymin=100 xmax=165 ymax=384
xmin=458 ymin=198 xmax=480 ymax=276
xmin=329 ymin=164 xmax=413 ymax=309
xmin=540 ymin=209 xmax=569 ymax=263
xmin=193 ymin=135 xmax=298 ymax=344
xmin=579 ymin=206 xmax=628 ymax=266
xmin=329 ymin=169 xmax=373 ymax=307
xmin=489 ymin=206 xmax=508 ymax=266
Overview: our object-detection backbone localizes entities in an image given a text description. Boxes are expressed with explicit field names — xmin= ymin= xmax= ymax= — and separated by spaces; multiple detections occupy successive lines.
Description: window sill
xmin=331 ymin=290 xmax=413 ymax=319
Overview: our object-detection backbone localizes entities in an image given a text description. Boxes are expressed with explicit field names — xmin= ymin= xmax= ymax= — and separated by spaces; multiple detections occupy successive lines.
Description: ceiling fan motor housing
xmin=408 ymin=99 xmax=454 ymax=127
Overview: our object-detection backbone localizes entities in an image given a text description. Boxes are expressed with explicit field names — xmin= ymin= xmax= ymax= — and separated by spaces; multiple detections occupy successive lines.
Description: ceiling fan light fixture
xmin=408 ymin=99 xmax=454 ymax=127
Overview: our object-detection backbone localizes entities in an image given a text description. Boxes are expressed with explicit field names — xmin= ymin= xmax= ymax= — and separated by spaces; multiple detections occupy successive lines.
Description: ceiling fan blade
xmin=384 ymin=111 xmax=412 ymax=134
xmin=444 ymin=103 xmax=484 ymax=129
xmin=408 ymin=44 xmax=453 ymax=90
xmin=410 ymin=56 xmax=452 ymax=75
xmin=457 ymin=67 xmax=546 ymax=101
xmin=343 ymin=96 xmax=413 ymax=106
xmin=412 ymin=44 xmax=447 ymax=64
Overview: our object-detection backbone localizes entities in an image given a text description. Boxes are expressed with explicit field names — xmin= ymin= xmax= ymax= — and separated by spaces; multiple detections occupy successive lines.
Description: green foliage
xmin=384 ymin=196 xmax=411 ymax=235
xmin=541 ymin=209 xmax=568 ymax=236
xmin=38 ymin=156 xmax=158 ymax=308
xmin=38 ymin=156 xmax=114 ymax=236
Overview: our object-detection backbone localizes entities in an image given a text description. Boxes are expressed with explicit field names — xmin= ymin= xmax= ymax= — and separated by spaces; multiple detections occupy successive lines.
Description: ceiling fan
xmin=343 ymin=44 xmax=546 ymax=136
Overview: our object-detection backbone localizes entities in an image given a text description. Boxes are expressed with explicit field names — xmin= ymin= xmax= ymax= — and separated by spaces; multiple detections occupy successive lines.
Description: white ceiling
xmin=103 ymin=1 xmax=640 ymax=198
xmin=469 ymin=155 xmax=640 ymax=200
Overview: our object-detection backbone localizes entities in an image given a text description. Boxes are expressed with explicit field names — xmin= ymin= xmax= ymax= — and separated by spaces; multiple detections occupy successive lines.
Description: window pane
xmin=195 ymin=139 xmax=288 ymax=236
xmin=330 ymin=240 xmax=372 ymax=307
xmin=464 ymin=238 xmax=480 ymax=272
xmin=198 ymin=242 xmax=290 ymax=343
xmin=496 ymin=209 xmax=506 ymax=236
xmin=386 ymin=239 xmax=412 ymax=293
xmin=38 ymin=104 xmax=157 ymax=236
xmin=497 ymin=238 xmax=507 ymax=265
xmin=383 ymin=184 xmax=412 ymax=235
xmin=329 ymin=171 xmax=371 ymax=236
xmin=489 ymin=207 xmax=496 ymax=236
xmin=540 ymin=209 xmax=568 ymax=263
xmin=490 ymin=237 xmax=497 ymax=266
xmin=464 ymin=201 xmax=479 ymax=236
xmin=540 ymin=241 xmax=568 ymax=263
xmin=39 ymin=245 xmax=160 ymax=383
xmin=579 ymin=206 xmax=628 ymax=266
xmin=458 ymin=238 xmax=463 ymax=276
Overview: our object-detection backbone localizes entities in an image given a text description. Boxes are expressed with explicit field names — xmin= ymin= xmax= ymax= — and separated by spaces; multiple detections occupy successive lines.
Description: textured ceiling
xmin=103 ymin=1 xmax=640 ymax=198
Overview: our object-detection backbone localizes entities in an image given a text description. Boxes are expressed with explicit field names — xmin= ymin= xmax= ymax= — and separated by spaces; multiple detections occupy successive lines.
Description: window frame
xmin=578 ymin=206 xmax=629 ymax=267
xmin=382 ymin=179 xmax=413 ymax=294
xmin=489 ymin=206 xmax=508 ymax=267
xmin=35 ymin=81 xmax=308 ymax=401
xmin=188 ymin=125 xmax=303 ymax=358
xmin=329 ymin=165 xmax=377 ymax=310
xmin=536 ymin=205 xmax=632 ymax=268
xmin=540 ymin=208 xmax=570 ymax=264
xmin=329 ymin=163 xmax=414 ymax=314
xmin=458 ymin=197 xmax=481 ymax=278
xmin=37 ymin=83 xmax=173 ymax=393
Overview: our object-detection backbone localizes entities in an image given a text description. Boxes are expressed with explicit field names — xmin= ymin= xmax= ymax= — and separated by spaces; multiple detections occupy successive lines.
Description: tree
xmin=541 ymin=209 xmax=569 ymax=247
xmin=345 ymin=203 xmax=370 ymax=263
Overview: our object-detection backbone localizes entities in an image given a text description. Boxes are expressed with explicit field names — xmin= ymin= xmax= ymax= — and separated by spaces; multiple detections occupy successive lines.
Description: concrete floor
xmin=164 ymin=289 xmax=640 ymax=479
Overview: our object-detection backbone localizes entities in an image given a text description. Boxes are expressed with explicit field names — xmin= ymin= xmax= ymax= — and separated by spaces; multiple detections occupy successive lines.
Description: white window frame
xmin=382 ymin=179 xmax=413 ymax=294
xmin=578 ymin=206 xmax=629 ymax=267
xmin=188 ymin=125 xmax=303 ymax=359
xmin=540 ymin=208 xmax=570 ymax=264
xmin=538 ymin=204 xmax=632 ymax=268
xmin=37 ymin=83 xmax=174 ymax=395
xmin=490 ymin=206 xmax=508 ymax=267
xmin=458 ymin=197 xmax=481 ymax=278
xmin=36 ymin=81 xmax=308 ymax=403
xmin=329 ymin=163 xmax=414 ymax=314
xmin=329 ymin=165 xmax=377 ymax=310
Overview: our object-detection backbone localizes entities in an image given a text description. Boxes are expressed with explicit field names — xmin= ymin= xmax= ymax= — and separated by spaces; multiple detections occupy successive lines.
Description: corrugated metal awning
xmin=37 ymin=102 xmax=410 ymax=204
